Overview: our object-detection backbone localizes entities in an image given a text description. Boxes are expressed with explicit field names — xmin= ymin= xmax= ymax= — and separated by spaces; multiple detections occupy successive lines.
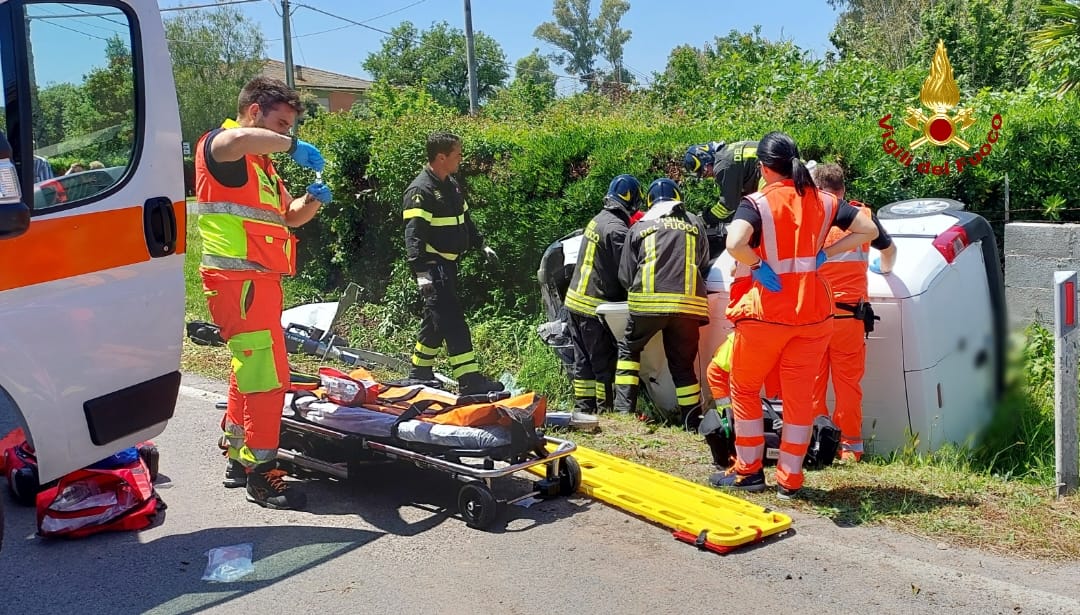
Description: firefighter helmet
xmin=646 ymin=178 xmax=683 ymax=208
xmin=684 ymin=144 xmax=715 ymax=178
xmin=603 ymin=174 xmax=643 ymax=213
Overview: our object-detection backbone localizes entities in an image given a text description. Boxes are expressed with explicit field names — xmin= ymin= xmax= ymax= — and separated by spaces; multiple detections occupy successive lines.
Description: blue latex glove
xmin=307 ymin=182 xmax=332 ymax=204
xmin=291 ymin=139 xmax=325 ymax=172
xmin=869 ymin=257 xmax=888 ymax=275
xmin=816 ymin=250 xmax=827 ymax=268
xmin=752 ymin=261 xmax=782 ymax=292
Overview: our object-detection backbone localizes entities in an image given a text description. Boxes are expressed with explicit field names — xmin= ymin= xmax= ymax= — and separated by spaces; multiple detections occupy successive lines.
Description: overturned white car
xmin=538 ymin=198 xmax=1006 ymax=455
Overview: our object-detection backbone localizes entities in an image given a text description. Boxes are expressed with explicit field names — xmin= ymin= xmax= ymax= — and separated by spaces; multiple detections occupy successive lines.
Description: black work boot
xmin=245 ymin=461 xmax=307 ymax=510
xmin=223 ymin=458 xmax=247 ymax=488
xmin=458 ymin=372 xmax=505 ymax=396
xmin=408 ymin=365 xmax=435 ymax=381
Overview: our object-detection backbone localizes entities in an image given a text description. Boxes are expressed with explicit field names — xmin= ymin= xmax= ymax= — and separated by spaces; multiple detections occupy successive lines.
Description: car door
xmin=0 ymin=0 xmax=184 ymax=482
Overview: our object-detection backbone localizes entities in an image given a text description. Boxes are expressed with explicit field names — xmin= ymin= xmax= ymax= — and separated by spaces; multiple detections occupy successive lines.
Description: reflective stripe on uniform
xmin=425 ymin=245 xmax=459 ymax=260
xmin=429 ymin=214 xmax=466 ymax=227
xmin=197 ymin=201 xmax=286 ymax=225
xmin=201 ymin=254 xmax=271 ymax=271
xmin=615 ymin=374 xmax=639 ymax=386
xmin=415 ymin=341 xmax=441 ymax=355
xmin=617 ymin=360 xmax=640 ymax=372
xmin=676 ymin=382 xmax=701 ymax=405
xmin=643 ymin=234 xmax=657 ymax=294
xmin=403 ymin=207 xmax=432 ymax=221
xmin=684 ymin=232 xmax=697 ymax=297
xmin=827 ymin=248 xmax=868 ymax=263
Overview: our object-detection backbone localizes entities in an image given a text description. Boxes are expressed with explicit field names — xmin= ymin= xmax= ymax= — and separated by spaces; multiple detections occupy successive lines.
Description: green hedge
xmin=278 ymin=88 xmax=1080 ymax=319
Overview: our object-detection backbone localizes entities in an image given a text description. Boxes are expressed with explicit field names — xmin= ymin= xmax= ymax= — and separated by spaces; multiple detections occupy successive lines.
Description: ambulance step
xmin=527 ymin=445 xmax=791 ymax=553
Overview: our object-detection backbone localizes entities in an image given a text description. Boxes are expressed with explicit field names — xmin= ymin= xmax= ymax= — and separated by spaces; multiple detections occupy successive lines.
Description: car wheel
xmin=877 ymin=198 xmax=965 ymax=219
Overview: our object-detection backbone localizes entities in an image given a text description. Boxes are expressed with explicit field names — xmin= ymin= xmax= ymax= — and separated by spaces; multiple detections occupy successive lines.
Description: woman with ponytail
xmin=711 ymin=131 xmax=878 ymax=498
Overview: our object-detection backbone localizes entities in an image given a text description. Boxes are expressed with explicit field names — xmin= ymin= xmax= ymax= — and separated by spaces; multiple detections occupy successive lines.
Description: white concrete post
xmin=1054 ymin=271 xmax=1079 ymax=497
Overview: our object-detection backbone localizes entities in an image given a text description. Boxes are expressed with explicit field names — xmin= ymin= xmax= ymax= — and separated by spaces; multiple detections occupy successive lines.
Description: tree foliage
xmin=1031 ymin=0 xmax=1080 ymax=94
xmin=534 ymin=0 xmax=634 ymax=88
xmin=165 ymin=5 xmax=266 ymax=145
xmin=362 ymin=21 xmax=509 ymax=113
xmin=828 ymin=0 xmax=1042 ymax=91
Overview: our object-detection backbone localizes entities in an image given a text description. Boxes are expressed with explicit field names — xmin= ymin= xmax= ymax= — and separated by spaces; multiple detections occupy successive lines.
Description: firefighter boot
xmin=245 ymin=461 xmax=307 ymax=510
xmin=459 ymin=372 xmax=506 ymax=396
xmin=407 ymin=365 xmax=435 ymax=381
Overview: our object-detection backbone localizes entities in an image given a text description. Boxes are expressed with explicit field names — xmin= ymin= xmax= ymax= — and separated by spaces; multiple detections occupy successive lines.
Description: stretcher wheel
xmin=458 ymin=482 xmax=498 ymax=530
xmin=558 ymin=455 xmax=582 ymax=496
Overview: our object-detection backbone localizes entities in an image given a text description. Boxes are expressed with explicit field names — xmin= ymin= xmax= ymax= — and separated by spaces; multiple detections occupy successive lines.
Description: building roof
xmin=261 ymin=59 xmax=372 ymax=93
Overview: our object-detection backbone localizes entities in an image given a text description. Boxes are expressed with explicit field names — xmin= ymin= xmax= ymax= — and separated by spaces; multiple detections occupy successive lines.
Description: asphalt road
xmin=1 ymin=374 xmax=1079 ymax=615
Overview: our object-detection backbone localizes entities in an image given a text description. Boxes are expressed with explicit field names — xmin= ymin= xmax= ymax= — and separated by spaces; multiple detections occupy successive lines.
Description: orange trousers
xmin=812 ymin=317 xmax=866 ymax=453
xmin=202 ymin=269 xmax=291 ymax=455
xmin=730 ymin=319 xmax=832 ymax=490
xmin=705 ymin=361 xmax=781 ymax=403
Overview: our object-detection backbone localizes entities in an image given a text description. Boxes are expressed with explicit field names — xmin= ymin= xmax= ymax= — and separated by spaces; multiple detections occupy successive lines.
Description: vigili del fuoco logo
xmin=878 ymin=40 xmax=1003 ymax=176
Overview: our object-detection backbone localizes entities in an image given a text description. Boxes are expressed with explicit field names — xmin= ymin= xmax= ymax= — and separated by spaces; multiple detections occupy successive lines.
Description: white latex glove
xmin=482 ymin=245 xmax=499 ymax=265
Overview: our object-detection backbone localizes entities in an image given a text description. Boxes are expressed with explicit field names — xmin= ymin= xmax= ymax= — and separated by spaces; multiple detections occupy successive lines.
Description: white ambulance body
xmin=0 ymin=0 xmax=184 ymax=485
xmin=543 ymin=199 xmax=1006 ymax=455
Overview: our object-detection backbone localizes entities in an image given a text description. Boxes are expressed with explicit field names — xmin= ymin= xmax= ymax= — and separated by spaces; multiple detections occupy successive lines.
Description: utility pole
xmin=282 ymin=0 xmax=295 ymax=89
xmin=463 ymin=0 xmax=479 ymax=115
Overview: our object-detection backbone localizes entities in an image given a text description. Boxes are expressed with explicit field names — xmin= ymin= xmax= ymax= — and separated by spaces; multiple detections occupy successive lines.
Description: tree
xmin=165 ymin=5 xmax=266 ymax=145
xmin=513 ymin=48 xmax=558 ymax=98
xmin=362 ymin=21 xmax=508 ymax=113
xmin=1031 ymin=0 xmax=1080 ymax=94
xmin=595 ymin=0 xmax=633 ymax=85
xmin=828 ymin=0 xmax=1040 ymax=90
xmin=533 ymin=0 xmax=633 ymax=89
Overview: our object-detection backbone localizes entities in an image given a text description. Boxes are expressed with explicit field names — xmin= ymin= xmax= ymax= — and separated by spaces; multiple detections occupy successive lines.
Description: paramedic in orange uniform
xmin=810 ymin=163 xmax=897 ymax=463
xmin=196 ymin=77 xmax=330 ymax=510
xmin=710 ymin=132 xmax=878 ymax=498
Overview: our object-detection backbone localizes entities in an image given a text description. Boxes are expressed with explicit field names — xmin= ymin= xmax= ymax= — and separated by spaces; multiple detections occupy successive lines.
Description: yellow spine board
xmin=530 ymin=445 xmax=791 ymax=552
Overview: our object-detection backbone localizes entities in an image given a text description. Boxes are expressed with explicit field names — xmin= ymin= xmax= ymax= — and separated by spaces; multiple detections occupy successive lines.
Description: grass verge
xmin=181 ymin=214 xmax=1080 ymax=561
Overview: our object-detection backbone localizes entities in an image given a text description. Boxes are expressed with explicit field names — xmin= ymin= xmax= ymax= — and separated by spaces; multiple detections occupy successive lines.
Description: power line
xmin=160 ymin=0 xmax=262 ymax=12
xmin=294 ymin=2 xmax=582 ymax=86
xmin=60 ymin=2 xmax=126 ymax=28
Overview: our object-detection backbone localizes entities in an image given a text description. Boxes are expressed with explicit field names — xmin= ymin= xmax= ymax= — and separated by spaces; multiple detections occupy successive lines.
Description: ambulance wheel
xmin=558 ymin=456 xmax=582 ymax=496
xmin=878 ymin=198 xmax=965 ymax=219
xmin=458 ymin=483 xmax=498 ymax=530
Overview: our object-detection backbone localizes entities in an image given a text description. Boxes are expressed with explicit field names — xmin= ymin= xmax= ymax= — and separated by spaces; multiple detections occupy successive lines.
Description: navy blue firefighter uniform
xmin=564 ymin=174 xmax=643 ymax=413
xmin=614 ymin=179 xmax=711 ymax=425
xmin=403 ymin=166 xmax=503 ymax=394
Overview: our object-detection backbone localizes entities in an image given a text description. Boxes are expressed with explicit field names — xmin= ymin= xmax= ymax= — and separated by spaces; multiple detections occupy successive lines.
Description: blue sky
xmin=31 ymin=0 xmax=840 ymax=90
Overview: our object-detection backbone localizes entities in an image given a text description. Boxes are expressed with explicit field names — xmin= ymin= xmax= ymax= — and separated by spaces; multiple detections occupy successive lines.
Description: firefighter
xmin=810 ymin=163 xmax=897 ymax=463
xmin=196 ymin=76 xmax=331 ymax=510
xmin=614 ymin=178 xmax=710 ymax=426
xmin=404 ymin=132 xmax=504 ymax=395
xmin=564 ymin=174 xmax=643 ymax=413
xmin=712 ymin=131 xmax=878 ymax=499
xmin=684 ymin=140 xmax=762 ymax=226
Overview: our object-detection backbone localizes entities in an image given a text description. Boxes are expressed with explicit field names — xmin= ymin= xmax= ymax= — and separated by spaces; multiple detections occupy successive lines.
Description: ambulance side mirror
xmin=0 ymin=158 xmax=31 ymax=240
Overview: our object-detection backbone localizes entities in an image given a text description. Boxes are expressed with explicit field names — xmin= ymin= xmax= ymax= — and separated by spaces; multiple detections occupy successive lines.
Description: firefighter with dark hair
xmin=684 ymin=140 xmax=763 ymax=226
xmin=564 ymin=174 xmax=643 ymax=413
xmin=614 ymin=178 xmax=710 ymax=427
xmin=403 ymin=131 xmax=504 ymax=395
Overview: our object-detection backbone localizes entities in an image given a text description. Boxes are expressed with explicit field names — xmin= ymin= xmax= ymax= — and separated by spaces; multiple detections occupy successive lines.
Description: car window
xmin=26 ymin=2 xmax=137 ymax=212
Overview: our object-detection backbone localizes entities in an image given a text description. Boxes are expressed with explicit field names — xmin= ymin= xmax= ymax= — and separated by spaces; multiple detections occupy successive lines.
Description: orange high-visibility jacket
xmin=195 ymin=119 xmax=295 ymax=275
xmin=726 ymin=180 xmax=838 ymax=326
xmin=820 ymin=200 xmax=871 ymax=312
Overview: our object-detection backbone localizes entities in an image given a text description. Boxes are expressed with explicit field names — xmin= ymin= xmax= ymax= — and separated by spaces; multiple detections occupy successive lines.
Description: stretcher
xmin=273 ymin=379 xmax=580 ymax=530
xmin=526 ymin=444 xmax=792 ymax=553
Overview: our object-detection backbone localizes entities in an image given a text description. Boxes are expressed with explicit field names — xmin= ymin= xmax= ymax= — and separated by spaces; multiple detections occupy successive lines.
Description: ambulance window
xmin=24 ymin=2 xmax=136 ymax=211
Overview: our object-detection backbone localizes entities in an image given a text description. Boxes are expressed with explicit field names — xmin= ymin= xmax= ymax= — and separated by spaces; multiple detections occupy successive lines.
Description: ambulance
xmin=539 ymin=198 xmax=1007 ymax=455
xmin=0 ymin=0 xmax=184 ymax=523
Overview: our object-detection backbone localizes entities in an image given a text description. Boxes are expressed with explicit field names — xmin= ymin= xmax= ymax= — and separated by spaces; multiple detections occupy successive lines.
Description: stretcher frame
xmin=276 ymin=410 xmax=580 ymax=530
